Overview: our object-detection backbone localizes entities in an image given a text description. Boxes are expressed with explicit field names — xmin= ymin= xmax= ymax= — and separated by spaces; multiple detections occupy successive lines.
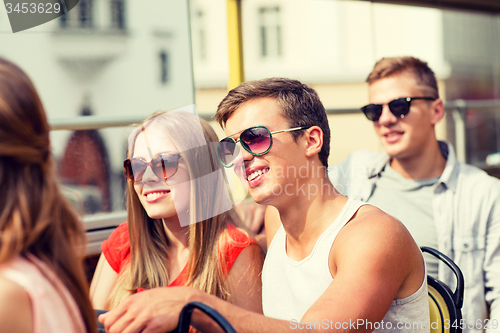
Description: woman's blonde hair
xmin=0 ymin=57 xmax=96 ymax=332
xmin=108 ymin=110 xmax=246 ymax=308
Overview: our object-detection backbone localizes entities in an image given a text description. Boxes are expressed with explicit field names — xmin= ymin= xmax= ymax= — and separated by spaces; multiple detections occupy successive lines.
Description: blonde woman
xmin=90 ymin=111 xmax=263 ymax=315
xmin=0 ymin=57 xmax=96 ymax=332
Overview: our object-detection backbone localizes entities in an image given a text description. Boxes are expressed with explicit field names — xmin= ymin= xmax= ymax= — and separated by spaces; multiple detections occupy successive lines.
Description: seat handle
xmin=95 ymin=302 xmax=237 ymax=333
xmin=421 ymin=246 xmax=464 ymax=309
xmin=177 ymin=302 xmax=237 ymax=333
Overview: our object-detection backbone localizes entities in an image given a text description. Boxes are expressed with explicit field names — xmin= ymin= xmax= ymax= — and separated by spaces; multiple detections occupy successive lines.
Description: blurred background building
xmin=0 ymin=0 xmax=195 ymax=217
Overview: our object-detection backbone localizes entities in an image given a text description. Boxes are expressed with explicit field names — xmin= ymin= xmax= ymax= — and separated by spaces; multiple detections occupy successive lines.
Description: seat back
xmin=421 ymin=247 xmax=464 ymax=333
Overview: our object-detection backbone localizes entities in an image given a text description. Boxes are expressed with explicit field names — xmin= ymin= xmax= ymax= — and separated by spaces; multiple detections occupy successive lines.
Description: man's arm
xmin=302 ymin=207 xmax=425 ymax=329
xmin=99 ymin=207 xmax=425 ymax=333
xmin=99 ymin=286 xmax=292 ymax=333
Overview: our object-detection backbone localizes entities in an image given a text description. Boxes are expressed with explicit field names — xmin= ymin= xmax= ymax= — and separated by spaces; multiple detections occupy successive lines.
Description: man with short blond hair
xmin=330 ymin=56 xmax=500 ymax=332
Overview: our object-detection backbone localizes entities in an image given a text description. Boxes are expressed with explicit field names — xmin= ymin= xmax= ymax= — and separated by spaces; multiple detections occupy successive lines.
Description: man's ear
xmin=304 ymin=126 xmax=323 ymax=158
xmin=430 ymin=98 xmax=445 ymax=125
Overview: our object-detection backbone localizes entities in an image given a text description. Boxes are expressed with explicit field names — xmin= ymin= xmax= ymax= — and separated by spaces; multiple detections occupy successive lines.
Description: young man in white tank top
xmin=99 ymin=78 xmax=429 ymax=333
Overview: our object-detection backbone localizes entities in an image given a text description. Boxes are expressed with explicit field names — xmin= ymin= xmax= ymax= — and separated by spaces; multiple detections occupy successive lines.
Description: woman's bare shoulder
xmin=0 ymin=275 xmax=33 ymax=333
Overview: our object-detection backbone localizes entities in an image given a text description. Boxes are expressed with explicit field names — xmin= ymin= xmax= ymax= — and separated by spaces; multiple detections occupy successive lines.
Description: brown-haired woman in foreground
xmin=0 ymin=57 xmax=96 ymax=332
xmin=90 ymin=110 xmax=263 ymax=318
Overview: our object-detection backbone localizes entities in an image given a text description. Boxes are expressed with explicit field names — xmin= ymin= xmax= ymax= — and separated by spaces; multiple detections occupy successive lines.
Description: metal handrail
xmin=444 ymin=99 xmax=500 ymax=109
xmin=323 ymin=99 xmax=500 ymax=115
xmin=49 ymin=113 xmax=215 ymax=131
xmin=84 ymin=210 xmax=126 ymax=231
xmin=47 ymin=99 xmax=500 ymax=131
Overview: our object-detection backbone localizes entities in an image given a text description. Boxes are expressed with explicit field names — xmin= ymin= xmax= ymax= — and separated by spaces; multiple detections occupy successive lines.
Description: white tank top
xmin=262 ymin=198 xmax=430 ymax=333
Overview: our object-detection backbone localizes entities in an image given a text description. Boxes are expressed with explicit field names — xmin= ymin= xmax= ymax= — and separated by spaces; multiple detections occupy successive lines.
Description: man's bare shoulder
xmin=328 ymin=204 xmax=424 ymax=299
xmin=347 ymin=204 xmax=410 ymax=237
xmin=332 ymin=204 xmax=420 ymax=267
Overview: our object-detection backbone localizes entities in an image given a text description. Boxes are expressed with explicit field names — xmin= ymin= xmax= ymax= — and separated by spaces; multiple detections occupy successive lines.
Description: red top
xmin=101 ymin=222 xmax=256 ymax=289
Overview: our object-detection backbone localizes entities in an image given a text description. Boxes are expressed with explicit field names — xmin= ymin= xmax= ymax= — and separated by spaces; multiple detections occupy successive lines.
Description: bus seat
xmin=421 ymin=246 xmax=464 ymax=333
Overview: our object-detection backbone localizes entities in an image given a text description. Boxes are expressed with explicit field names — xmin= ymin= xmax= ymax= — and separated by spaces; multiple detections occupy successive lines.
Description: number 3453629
xmin=442 ymin=319 xmax=498 ymax=330
xmin=5 ymin=3 xmax=61 ymax=14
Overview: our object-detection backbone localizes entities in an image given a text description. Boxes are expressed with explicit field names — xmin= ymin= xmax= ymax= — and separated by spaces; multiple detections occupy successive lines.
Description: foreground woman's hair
xmin=0 ymin=57 xmax=96 ymax=333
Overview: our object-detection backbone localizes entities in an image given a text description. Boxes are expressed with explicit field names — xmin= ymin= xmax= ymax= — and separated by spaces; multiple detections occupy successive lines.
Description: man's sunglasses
xmin=361 ymin=97 xmax=436 ymax=122
xmin=217 ymin=125 xmax=310 ymax=167
xmin=123 ymin=153 xmax=181 ymax=183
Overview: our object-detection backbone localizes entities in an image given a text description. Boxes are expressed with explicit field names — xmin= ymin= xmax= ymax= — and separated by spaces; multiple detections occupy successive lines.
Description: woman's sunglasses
xmin=123 ymin=153 xmax=181 ymax=183
xmin=217 ymin=125 xmax=310 ymax=167
xmin=361 ymin=96 xmax=436 ymax=122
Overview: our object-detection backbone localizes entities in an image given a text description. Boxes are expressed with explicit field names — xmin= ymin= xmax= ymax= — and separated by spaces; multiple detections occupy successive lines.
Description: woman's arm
xmin=225 ymin=243 xmax=264 ymax=313
xmin=90 ymin=253 xmax=119 ymax=310
xmin=0 ymin=276 xmax=32 ymax=333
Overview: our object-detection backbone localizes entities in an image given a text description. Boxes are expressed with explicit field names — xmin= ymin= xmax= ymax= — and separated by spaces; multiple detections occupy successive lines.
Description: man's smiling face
xmin=224 ymin=97 xmax=306 ymax=206
xmin=369 ymin=72 xmax=440 ymax=161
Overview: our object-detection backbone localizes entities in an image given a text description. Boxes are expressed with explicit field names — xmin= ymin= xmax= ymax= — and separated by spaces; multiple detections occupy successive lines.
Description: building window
xmin=59 ymin=0 xmax=93 ymax=29
xmin=60 ymin=11 xmax=68 ymax=28
xmin=79 ymin=0 xmax=93 ymax=28
xmin=111 ymin=0 xmax=125 ymax=30
xmin=160 ymin=50 xmax=169 ymax=84
xmin=259 ymin=7 xmax=282 ymax=58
